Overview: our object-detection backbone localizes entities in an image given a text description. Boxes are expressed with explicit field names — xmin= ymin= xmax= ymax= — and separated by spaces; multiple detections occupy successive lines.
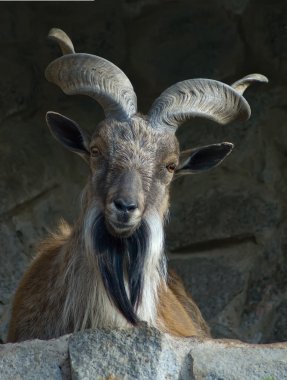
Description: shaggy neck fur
xmin=61 ymin=206 xmax=166 ymax=332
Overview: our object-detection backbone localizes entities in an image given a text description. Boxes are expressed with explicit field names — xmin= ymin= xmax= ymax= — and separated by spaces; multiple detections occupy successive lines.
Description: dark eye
xmin=91 ymin=147 xmax=100 ymax=157
xmin=166 ymin=163 xmax=177 ymax=173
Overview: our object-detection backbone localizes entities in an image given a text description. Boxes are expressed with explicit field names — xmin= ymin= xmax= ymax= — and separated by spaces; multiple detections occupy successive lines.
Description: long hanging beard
xmin=91 ymin=214 xmax=150 ymax=325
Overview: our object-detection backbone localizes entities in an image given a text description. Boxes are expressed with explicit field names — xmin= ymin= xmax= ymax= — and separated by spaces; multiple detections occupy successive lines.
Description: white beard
xmin=60 ymin=206 xmax=166 ymax=332
xmin=136 ymin=211 xmax=166 ymax=325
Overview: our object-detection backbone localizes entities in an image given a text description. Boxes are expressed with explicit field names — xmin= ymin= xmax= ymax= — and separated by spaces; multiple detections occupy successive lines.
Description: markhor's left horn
xmin=148 ymin=75 xmax=268 ymax=133
xmin=231 ymin=73 xmax=268 ymax=95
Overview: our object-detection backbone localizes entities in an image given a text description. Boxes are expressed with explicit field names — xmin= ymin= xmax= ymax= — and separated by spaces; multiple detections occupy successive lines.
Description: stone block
xmin=190 ymin=338 xmax=287 ymax=380
xmin=69 ymin=326 xmax=191 ymax=380
xmin=1 ymin=326 xmax=287 ymax=380
xmin=0 ymin=335 xmax=69 ymax=380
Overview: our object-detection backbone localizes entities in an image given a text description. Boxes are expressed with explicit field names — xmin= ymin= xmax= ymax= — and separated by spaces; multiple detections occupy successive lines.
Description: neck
xmin=62 ymin=205 xmax=166 ymax=331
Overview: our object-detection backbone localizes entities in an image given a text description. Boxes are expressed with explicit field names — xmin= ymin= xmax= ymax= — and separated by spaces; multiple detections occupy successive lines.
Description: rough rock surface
xmin=130 ymin=3 xmax=244 ymax=92
xmin=189 ymin=338 xmax=287 ymax=380
xmin=1 ymin=327 xmax=287 ymax=380
xmin=69 ymin=327 xmax=192 ymax=380
xmin=0 ymin=335 xmax=69 ymax=380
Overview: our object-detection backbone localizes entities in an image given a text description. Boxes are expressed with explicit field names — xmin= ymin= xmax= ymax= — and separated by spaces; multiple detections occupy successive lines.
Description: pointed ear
xmin=46 ymin=112 xmax=90 ymax=161
xmin=175 ymin=142 xmax=234 ymax=177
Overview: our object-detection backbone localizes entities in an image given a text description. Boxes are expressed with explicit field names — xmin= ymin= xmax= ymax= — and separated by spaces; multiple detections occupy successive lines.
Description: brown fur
xmin=158 ymin=271 xmax=210 ymax=337
xmin=8 ymin=225 xmax=72 ymax=342
xmin=8 ymin=223 xmax=210 ymax=342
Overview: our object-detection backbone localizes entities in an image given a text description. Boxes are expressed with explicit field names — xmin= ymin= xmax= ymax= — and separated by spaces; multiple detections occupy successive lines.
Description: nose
xmin=113 ymin=198 xmax=138 ymax=213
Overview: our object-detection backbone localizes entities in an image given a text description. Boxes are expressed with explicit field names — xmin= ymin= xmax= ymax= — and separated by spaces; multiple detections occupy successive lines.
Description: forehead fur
xmin=91 ymin=116 xmax=179 ymax=167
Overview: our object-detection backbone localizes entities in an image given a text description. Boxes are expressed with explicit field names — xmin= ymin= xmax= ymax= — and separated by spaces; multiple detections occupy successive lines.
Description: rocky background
xmin=0 ymin=0 xmax=287 ymax=346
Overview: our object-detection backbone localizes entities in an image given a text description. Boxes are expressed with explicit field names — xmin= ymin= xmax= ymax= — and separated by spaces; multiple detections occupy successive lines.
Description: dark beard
xmin=91 ymin=214 xmax=149 ymax=325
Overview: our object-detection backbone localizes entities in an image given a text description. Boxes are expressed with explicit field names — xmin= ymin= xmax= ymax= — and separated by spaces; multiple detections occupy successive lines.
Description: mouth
xmin=106 ymin=218 xmax=140 ymax=238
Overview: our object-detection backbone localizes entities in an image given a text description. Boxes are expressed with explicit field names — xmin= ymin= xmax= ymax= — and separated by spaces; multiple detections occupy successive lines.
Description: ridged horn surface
xmin=45 ymin=28 xmax=137 ymax=121
xmin=48 ymin=28 xmax=75 ymax=55
xmin=148 ymin=79 xmax=251 ymax=133
xmin=231 ymin=73 xmax=268 ymax=95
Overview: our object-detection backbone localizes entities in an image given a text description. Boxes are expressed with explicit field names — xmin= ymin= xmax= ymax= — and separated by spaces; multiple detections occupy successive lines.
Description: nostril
xmin=114 ymin=199 xmax=125 ymax=211
xmin=126 ymin=203 xmax=137 ymax=211
xmin=113 ymin=199 xmax=138 ymax=212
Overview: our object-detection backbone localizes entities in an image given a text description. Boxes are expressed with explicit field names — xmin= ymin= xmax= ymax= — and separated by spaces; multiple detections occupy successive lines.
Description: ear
xmin=46 ymin=112 xmax=90 ymax=161
xmin=175 ymin=142 xmax=234 ymax=177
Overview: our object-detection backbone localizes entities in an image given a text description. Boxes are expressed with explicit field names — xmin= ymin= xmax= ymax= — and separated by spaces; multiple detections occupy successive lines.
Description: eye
xmin=166 ymin=163 xmax=177 ymax=173
xmin=90 ymin=147 xmax=100 ymax=157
